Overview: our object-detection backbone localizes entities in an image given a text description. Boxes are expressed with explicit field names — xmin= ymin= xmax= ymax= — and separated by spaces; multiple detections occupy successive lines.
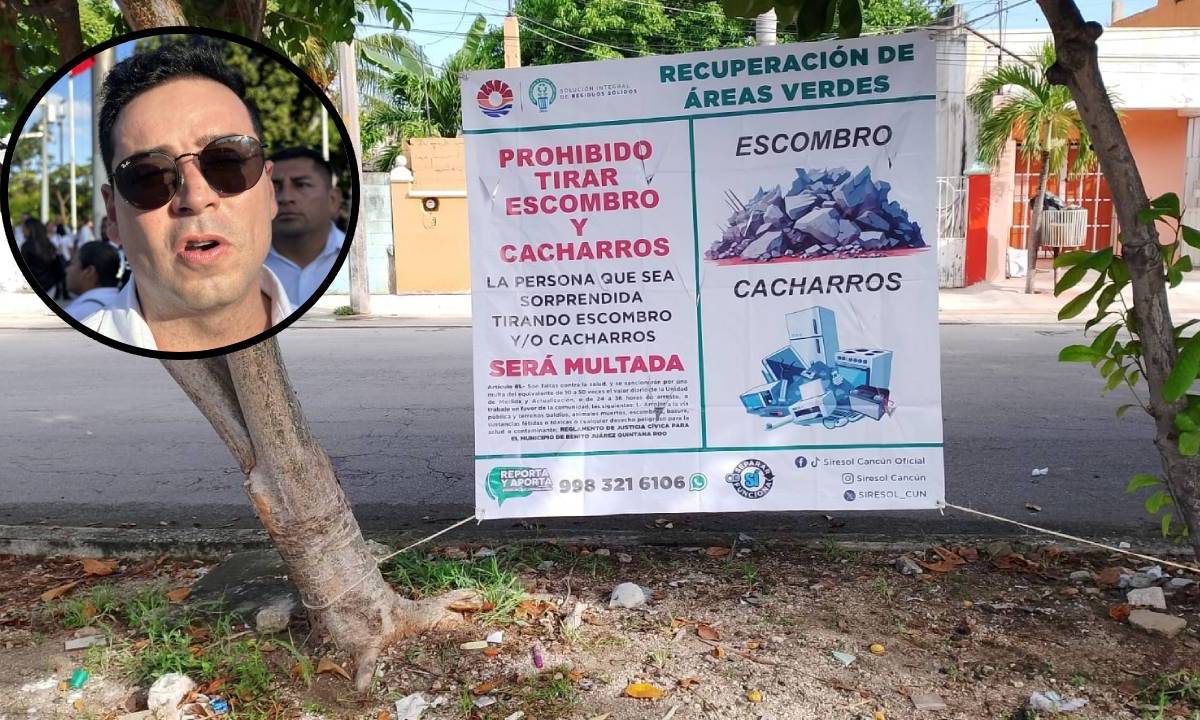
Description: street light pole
xmin=69 ymin=73 xmax=77 ymax=235
xmin=39 ymin=100 xmax=49 ymax=224
xmin=337 ymin=40 xmax=370 ymax=315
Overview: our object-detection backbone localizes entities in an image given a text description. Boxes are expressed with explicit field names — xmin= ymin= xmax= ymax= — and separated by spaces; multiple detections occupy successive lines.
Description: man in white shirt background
xmin=265 ymin=147 xmax=345 ymax=308
xmin=64 ymin=240 xmax=121 ymax=322
xmin=86 ymin=39 xmax=291 ymax=352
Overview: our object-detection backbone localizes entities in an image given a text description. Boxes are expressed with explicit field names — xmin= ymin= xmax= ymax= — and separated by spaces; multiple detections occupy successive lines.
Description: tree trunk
xmin=1038 ymin=0 xmax=1200 ymax=555
xmin=10 ymin=0 xmax=83 ymax=65
xmin=116 ymin=2 xmax=475 ymax=689
xmin=1027 ymin=148 xmax=1052 ymax=294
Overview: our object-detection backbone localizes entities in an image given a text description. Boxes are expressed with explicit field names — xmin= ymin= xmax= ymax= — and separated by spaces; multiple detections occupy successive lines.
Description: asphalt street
xmin=0 ymin=323 xmax=1164 ymax=542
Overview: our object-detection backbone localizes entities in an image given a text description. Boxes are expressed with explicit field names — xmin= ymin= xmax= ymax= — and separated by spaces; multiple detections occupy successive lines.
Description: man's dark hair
xmin=76 ymin=241 xmax=121 ymax=288
xmin=98 ymin=38 xmax=265 ymax=174
xmin=269 ymin=147 xmax=334 ymax=187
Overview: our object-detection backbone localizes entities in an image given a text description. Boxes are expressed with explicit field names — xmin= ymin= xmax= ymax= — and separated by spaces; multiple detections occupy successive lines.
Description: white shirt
xmin=264 ymin=223 xmax=346 ymax=308
xmin=52 ymin=232 xmax=74 ymax=259
xmin=65 ymin=286 xmax=120 ymax=322
xmin=76 ymin=226 xmax=95 ymax=246
xmin=80 ymin=266 xmax=293 ymax=350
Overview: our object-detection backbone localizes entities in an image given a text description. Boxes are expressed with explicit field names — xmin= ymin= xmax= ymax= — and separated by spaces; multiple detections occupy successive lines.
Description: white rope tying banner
xmin=939 ymin=500 xmax=1200 ymax=575
xmin=302 ymin=515 xmax=478 ymax=611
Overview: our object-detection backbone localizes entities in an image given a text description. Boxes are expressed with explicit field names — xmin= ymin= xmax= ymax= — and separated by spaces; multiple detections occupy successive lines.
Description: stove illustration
xmin=739 ymin=306 xmax=896 ymax=430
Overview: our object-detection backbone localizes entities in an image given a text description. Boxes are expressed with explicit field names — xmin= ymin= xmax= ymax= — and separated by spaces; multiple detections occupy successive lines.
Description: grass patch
xmin=1138 ymin=671 xmax=1200 ymax=720
xmin=333 ymin=305 xmax=355 ymax=316
xmin=56 ymin=584 xmax=283 ymax=717
xmin=518 ymin=667 xmax=577 ymax=716
xmin=57 ymin=584 xmax=122 ymax=629
xmin=381 ymin=552 xmax=525 ymax=623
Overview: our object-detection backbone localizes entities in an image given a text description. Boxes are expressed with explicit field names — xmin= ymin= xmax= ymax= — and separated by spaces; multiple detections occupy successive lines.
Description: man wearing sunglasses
xmin=82 ymin=40 xmax=291 ymax=352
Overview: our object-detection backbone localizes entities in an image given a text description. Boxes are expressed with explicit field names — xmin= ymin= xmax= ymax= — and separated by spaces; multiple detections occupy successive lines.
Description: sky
xmin=19 ymin=0 xmax=1161 ymax=176
xmin=402 ymin=0 xmax=1159 ymax=67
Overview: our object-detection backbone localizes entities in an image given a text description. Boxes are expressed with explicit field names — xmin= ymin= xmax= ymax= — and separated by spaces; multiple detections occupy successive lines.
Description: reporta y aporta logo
xmin=486 ymin=466 xmax=553 ymax=506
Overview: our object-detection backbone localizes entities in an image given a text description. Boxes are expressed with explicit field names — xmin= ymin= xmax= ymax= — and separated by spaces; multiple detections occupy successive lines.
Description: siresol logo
xmin=477 ymin=80 xmax=514 ymax=118
xmin=528 ymin=77 xmax=557 ymax=112
xmin=486 ymin=466 xmax=552 ymax=506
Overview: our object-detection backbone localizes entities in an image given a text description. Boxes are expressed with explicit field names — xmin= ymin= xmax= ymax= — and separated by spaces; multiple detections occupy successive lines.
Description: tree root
xmin=347 ymin=588 xmax=483 ymax=692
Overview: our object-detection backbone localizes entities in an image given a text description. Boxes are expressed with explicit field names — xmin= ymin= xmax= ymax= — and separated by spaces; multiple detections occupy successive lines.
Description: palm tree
xmin=967 ymin=41 xmax=1101 ymax=294
xmin=361 ymin=15 xmax=497 ymax=172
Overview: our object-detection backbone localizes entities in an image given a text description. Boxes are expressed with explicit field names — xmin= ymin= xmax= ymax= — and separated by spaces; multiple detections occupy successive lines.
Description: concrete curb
xmin=2 ymin=523 xmax=1193 ymax=563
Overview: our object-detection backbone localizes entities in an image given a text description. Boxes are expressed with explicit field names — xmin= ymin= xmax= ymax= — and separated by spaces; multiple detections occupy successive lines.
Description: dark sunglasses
xmin=109 ymin=135 xmax=269 ymax=211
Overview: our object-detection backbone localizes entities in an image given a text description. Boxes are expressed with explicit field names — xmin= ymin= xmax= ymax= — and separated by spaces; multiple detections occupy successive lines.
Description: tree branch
xmin=114 ymin=0 xmax=186 ymax=29
xmin=13 ymin=0 xmax=82 ymax=64
xmin=160 ymin=357 xmax=256 ymax=473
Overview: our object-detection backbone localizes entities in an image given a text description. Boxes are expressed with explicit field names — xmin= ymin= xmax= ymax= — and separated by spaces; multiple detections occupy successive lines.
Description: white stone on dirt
xmin=147 ymin=674 xmax=196 ymax=720
xmin=910 ymin=693 xmax=947 ymax=711
xmin=1128 ymin=573 xmax=1156 ymax=589
xmin=894 ymin=556 xmax=923 ymax=575
xmin=1128 ymin=609 xmax=1188 ymax=638
xmin=254 ymin=596 xmax=295 ymax=635
xmin=1027 ymin=691 xmax=1088 ymax=713
xmin=1166 ymin=578 xmax=1197 ymax=592
xmin=394 ymin=693 xmax=430 ymax=720
xmin=1069 ymin=570 xmax=1095 ymax=583
xmin=1126 ymin=587 xmax=1167 ymax=610
xmin=609 ymin=582 xmax=649 ymax=609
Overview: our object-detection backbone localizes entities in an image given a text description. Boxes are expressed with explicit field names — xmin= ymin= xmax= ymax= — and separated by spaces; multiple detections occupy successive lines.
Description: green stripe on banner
xmin=689 ymin=117 xmax=707 ymax=449
xmin=463 ymin=94 xmax=936 ymax=135
xmin=475 ymin=443 xmax=944 ymax=461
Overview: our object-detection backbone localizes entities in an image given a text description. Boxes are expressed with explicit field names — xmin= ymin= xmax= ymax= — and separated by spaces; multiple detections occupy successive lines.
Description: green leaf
xmin=1053 ymin=250 xmax=1091 ymax=268
xmin=1174 ymin=319 xmax=1200 ymax=339
xmin=1104 ymin=368 xmax=1125 ymax=392
xmin=1162 ymin=512 xmax=1173 ymax=538
xmin=1101 ymin=357 xmax=1118 ymax=377
xmin=1180 ymin=431 xmax=1200 ymax=457
xmin=1176 ymin=255 xmax=1194 ymax=274
xmin=1085 ymin=311 xmax=1115 ymax=333
xmin=1085 ymin=247 xmax=1115 ymax=271
xmin=1169 ymin=265 xmax=1184 ymax=288
xmin=1116 ymin=403 xmax=1138 ymax=417
xmin=1109 ymin=257 xmax=1130 ymax=285
xmin=1054 ymin=264 xmax=1091 ymax=296
xmin=1058 ymin=283 xmax=1102 ymax=320
xmin=1138 ymin=207 xmax=1170 ymax=225
xmin=837 ymin=0 xmax=862 ymax=38
xmin=1164 ymin=334 xmax=1200 ymax=403
xmin=1183 ymin=225 xmax=1200 ymax=250
xmin=1176 ymin=412 xmax=1198 ymax=433
xmin=1145 ymin=489 xmax=1172 ymax=514
xmin=1058 ymin=345 xmax=1098 ymax=363
xmin=1127 ymin=369 xmax=1140 ymax=386
xmin=1090 ymin=325 xmax=1120 ymax=357
xmin=1126 ymin=473 xmax=1162 ymax=493
xmin=1151 ymin=192 xmax=1182 ymax=218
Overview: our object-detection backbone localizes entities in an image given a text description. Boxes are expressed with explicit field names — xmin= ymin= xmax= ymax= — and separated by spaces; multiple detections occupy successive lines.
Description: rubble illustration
xmin=740 ymin=306 xmax=896 ymax=430
xmin=707 ymin=166 xmax=926 ymax=262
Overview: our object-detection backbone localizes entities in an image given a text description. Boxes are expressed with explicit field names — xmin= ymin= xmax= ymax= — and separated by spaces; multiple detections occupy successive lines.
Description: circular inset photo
xmin=2 ymin=27 xmax=358 ymax=358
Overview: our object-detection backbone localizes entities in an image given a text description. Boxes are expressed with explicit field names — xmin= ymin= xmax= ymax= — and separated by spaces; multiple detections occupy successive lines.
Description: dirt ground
xmin=1 ymin=538 xmax=1198 ymax=720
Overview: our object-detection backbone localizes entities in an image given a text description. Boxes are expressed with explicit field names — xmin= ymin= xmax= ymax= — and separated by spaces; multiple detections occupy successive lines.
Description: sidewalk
xmin=3 ymin=270 xmax=1199 ymax=328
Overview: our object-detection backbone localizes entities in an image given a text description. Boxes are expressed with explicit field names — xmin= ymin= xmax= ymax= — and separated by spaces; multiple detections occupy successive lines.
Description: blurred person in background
xmin=64 ymin=241 xmax=121 ymax=322
xmin=265 ymin=147 xmax=344 ymax=308
xmin=19 ymin=217 xmax=64 ymax=298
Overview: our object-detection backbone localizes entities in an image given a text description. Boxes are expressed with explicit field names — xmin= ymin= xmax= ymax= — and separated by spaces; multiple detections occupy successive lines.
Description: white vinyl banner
xmin=462 ymin=32 xmax=944 ymax=520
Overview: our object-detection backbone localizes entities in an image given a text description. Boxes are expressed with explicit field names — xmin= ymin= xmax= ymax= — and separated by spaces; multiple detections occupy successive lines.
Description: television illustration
xmin=739 ymin=306 xmax=896 ymax=430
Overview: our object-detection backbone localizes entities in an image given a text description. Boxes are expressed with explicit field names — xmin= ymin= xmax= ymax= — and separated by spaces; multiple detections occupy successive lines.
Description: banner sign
xmin=462 ymin=32 xmax=944 ymax=519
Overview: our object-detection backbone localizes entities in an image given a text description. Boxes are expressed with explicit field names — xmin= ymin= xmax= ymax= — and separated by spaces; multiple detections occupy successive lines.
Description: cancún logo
xmin=486 ymin=466 xmax=552 ymax=506
xmin=725 ymin=459 xmax=774 ymax=500
xmin=529 ymin=78 xmax=557 ymax=112
xmin=477 ymin=80 xmax=514 ymax=118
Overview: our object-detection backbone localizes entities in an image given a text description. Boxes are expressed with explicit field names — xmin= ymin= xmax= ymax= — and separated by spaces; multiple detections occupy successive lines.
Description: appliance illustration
xmin=786 ymin=306 xmax=839 ymax=368
xmin=741 ymin=306 xmax=897 ymax=431
xmin=834 ymin=349 xmax=893 ymax=390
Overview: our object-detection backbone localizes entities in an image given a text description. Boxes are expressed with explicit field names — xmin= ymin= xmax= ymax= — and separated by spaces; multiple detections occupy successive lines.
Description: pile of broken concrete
xmin=707 ymin=166 xmax=926 ymax=263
